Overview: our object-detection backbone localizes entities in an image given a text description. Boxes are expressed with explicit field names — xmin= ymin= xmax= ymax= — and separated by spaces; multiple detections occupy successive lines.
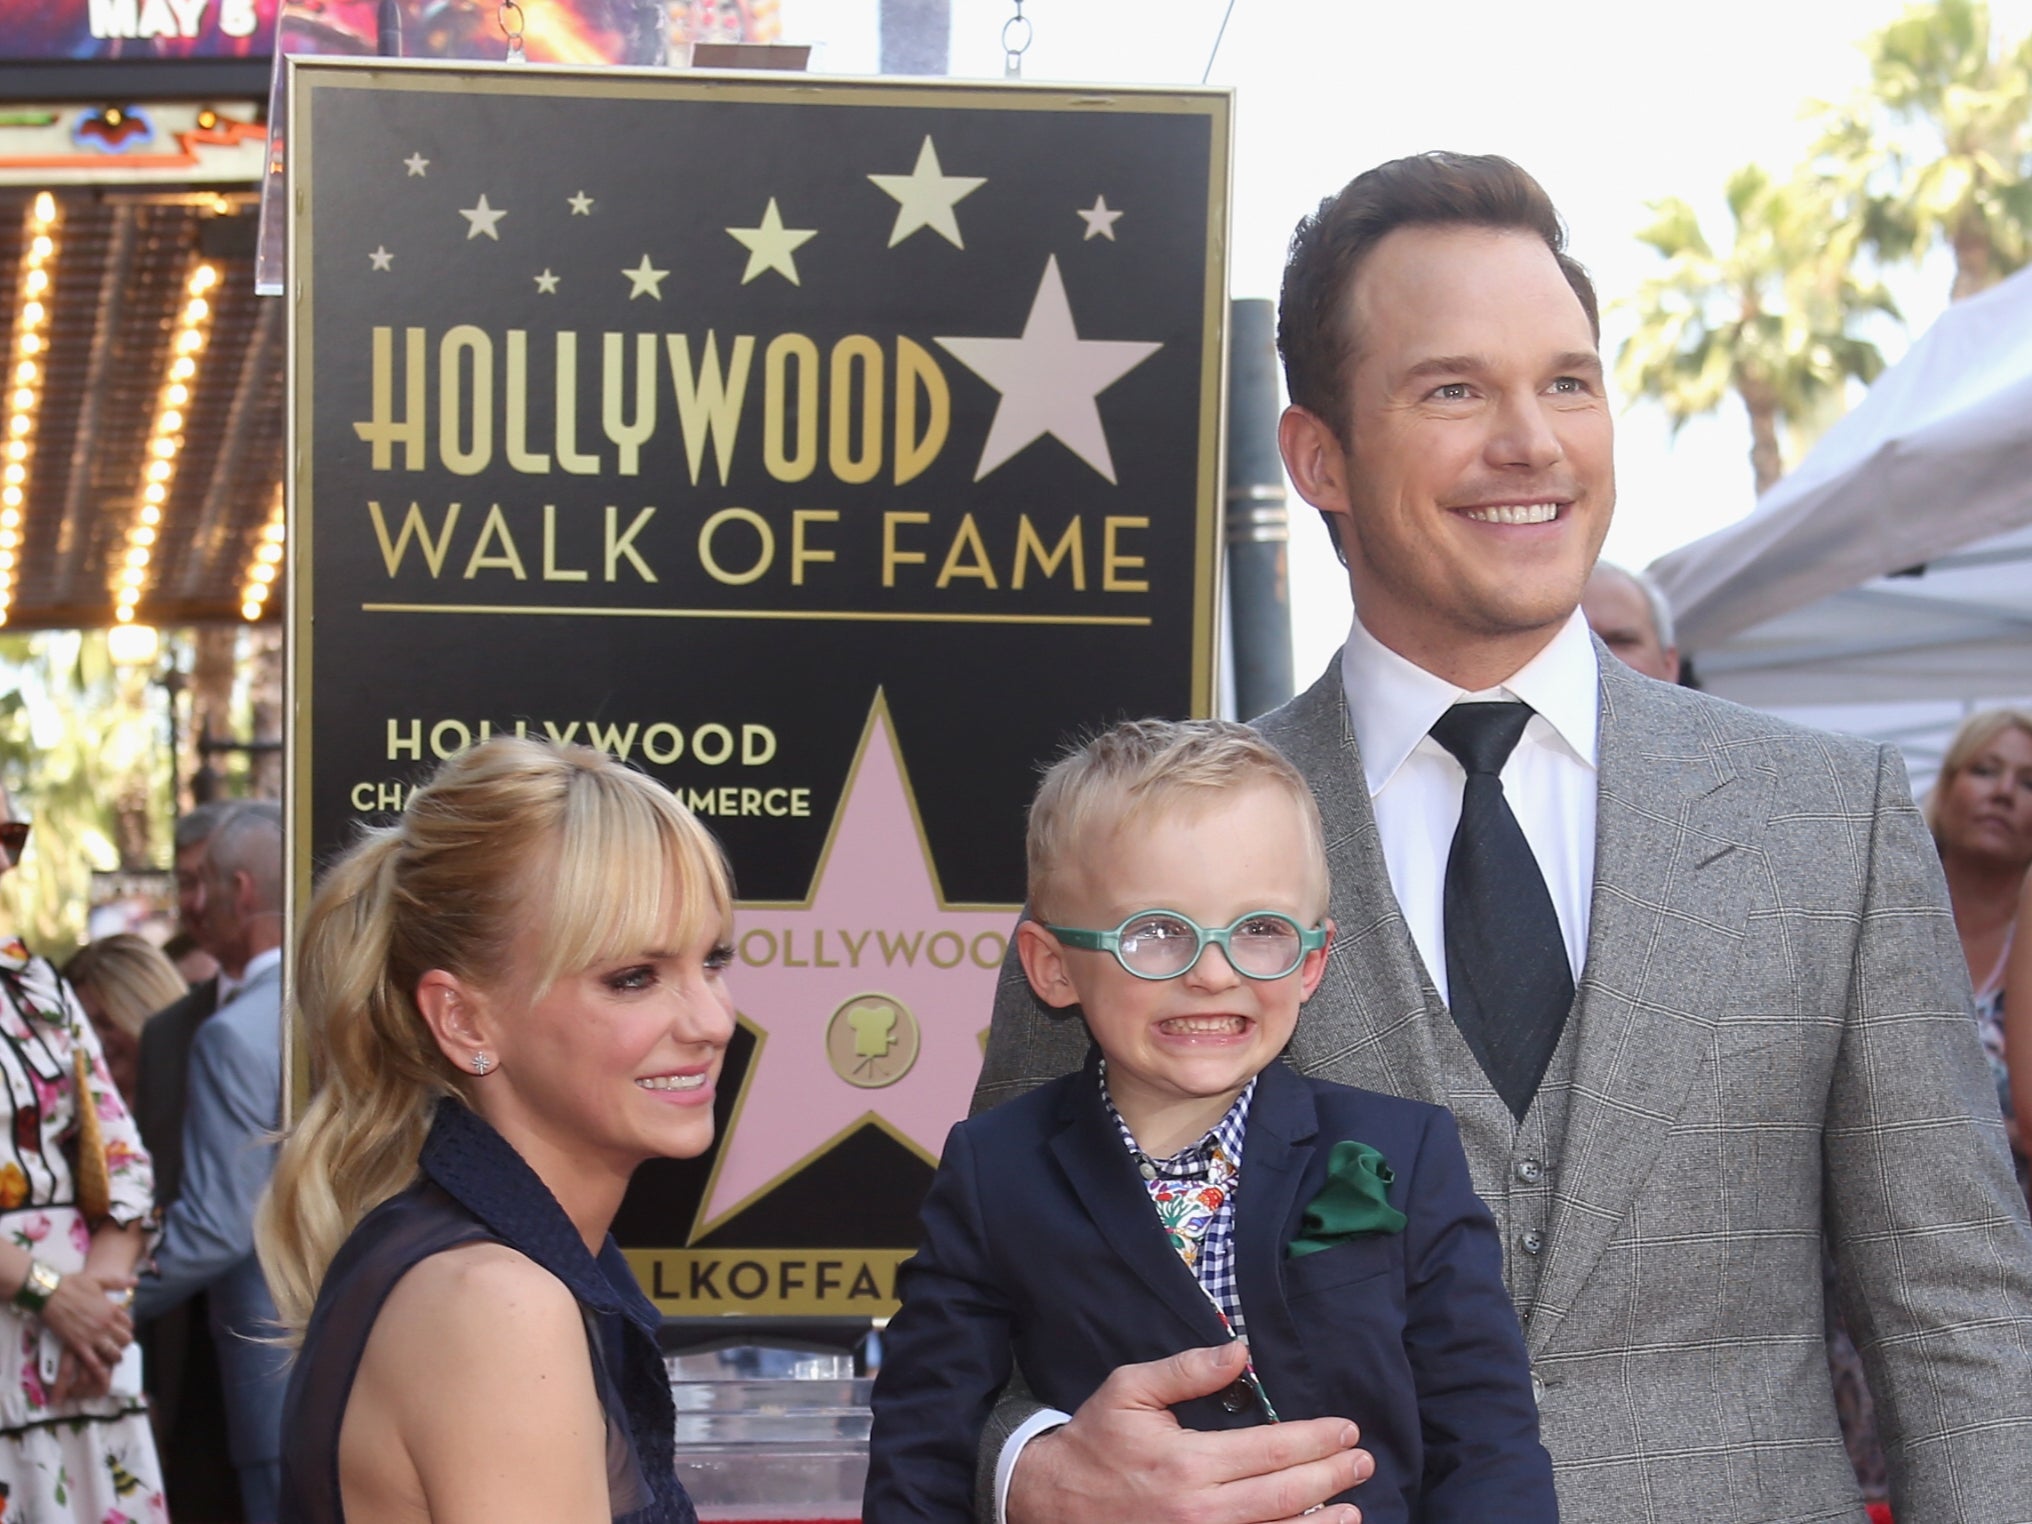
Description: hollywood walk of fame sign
xmin=287 ymin=59 xmax=1228 ymax=1318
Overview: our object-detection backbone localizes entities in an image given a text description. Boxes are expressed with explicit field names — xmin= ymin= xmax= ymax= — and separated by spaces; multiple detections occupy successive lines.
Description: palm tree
xmin=1813 ymin=0 xmax=2032 ymax=301
xmin=1616 ymin=165 xmax=1899 ymax=495
xmin=0 ymin=632 xmax=173 ymax=952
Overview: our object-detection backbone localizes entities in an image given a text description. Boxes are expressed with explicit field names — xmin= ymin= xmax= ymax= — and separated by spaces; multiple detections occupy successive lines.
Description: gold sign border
xmin=283 ymin=62 xmax=1234 ymax=1170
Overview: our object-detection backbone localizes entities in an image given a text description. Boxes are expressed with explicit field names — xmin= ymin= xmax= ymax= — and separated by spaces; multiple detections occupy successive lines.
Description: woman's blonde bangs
xmin=529 ymin=766 xmax=733 ymax=990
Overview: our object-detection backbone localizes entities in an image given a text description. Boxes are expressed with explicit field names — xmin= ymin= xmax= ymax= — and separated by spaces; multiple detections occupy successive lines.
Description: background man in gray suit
xmin=974 ymin=154 xmax=2032 ymax=1524
xmin=135 ymin=801 xmax=291 ymax=1522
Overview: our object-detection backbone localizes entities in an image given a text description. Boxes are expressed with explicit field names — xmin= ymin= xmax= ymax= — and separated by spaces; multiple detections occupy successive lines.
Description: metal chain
xmin=499 ymin=0 xmax=526 ymax=62
xmin=1002 ymin=0 xmax=1032 ymax=78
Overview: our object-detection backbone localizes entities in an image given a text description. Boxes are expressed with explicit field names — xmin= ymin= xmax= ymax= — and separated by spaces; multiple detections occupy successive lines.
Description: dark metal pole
xmin=1225 ymin=298 xmax=1294 ymax=719
xmin=879 ymin=0 xmax=951 ymax=75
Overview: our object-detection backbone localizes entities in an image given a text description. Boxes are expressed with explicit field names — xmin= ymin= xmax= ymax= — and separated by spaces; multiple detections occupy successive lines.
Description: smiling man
xmin=973 ymin=153 xmax=2032 ymax=1524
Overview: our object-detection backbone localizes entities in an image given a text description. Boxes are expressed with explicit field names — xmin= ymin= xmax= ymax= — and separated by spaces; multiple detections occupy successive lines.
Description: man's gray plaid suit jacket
xmin=972 ymin=650 xmax=2032 ymax=1524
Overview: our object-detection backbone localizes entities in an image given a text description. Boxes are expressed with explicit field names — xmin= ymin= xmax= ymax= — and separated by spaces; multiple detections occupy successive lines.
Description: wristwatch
xmin=12 ymin=1259 xmax=59 ymax=1313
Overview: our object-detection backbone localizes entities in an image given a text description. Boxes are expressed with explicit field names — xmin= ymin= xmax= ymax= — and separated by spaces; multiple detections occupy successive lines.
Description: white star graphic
xmin=867 ymin=136 xmax=985 ymax=249
xmin=459 ymin=194 xmax=506 ymax=241
xmin=368 ymin=246 xmax=394 ymax=271
xmin=533 ymin=268 xmax=560 ymax=294
xmin=726 ymin=197 xmax=817 ymax=286
xmin=622 ymin=254 xmax=670 ymax=300
xmin=568 ymin=191 xmax=594 ymax=216
xmin=1077 ymin=194 xmax=1123 ymax=242
xmin=935 ymin=256 xmax=1162 ymax=484
xmin=403 ymin=152 xmax=429 ymax=177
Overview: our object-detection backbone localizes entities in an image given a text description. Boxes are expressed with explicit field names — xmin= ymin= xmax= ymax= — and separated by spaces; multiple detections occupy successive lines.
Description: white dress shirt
xmin=992 ymin=610 xmax=1605 ymax=1518
xmin=1340 ymin=606 xmax=1600 ymax=1003
xmin=215 ymin=944 xmax=282 ymax=1008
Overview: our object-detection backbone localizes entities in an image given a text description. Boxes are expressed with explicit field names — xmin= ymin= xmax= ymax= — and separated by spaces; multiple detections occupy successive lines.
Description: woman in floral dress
xmin=0 ymin=807 xmax=165 ymax=1522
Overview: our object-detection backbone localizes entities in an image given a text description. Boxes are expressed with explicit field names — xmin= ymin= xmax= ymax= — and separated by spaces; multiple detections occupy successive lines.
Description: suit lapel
xmin=1260 ymin=663 xmax=1445 ymax=1103
xmin=1229 ymin=1063 xmax=1318 ymax=1394
xmin=1528 ymin=656 xmax=1774 ymax=1354
xmin=1047 ymin=1056 xmax=1231 ymax=1348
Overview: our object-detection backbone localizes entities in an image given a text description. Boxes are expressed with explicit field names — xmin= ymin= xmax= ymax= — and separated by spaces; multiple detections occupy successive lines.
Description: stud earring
xmin=470 ymin=1052 xmax=492 ymax=1075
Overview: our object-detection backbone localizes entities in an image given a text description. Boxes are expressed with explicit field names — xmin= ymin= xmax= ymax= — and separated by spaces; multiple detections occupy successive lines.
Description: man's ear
xmin=414 ymin=969 xmax=497 ymax=1073
xmin=1297 ymin=918 xmax=1336 ymax=1004
xmin=1278 ymin=405 xmax=1353 ymax=518
xmin=1015 ymin=919 xmax=1082 ymax=1011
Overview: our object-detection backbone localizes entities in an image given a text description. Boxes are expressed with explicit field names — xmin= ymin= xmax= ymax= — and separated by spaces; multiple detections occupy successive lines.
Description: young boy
xmin=865 ymin=718 xmax=1556 ymax=1524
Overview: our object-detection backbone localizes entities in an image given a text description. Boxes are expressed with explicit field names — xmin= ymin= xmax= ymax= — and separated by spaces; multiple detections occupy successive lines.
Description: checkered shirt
xmin=1099 ymin=1060 xmax=1255 ymax=1337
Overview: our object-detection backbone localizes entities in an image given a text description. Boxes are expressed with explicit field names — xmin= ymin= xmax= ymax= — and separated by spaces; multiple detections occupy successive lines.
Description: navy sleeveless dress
xmin=277 ymin=1100 xmax=697 ymax=1523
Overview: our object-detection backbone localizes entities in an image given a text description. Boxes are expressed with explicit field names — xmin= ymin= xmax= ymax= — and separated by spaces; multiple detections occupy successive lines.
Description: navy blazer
xmin=866 ymin=1053 xmax=1555 ymax=1523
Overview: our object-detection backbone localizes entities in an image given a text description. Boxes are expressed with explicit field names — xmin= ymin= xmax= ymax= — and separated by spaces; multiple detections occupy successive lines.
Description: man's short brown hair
xmin=1277 ymin=152 xmax=1600 ymax=440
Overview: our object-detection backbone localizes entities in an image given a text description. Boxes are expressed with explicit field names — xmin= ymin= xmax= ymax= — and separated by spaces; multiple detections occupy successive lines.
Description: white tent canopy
xmin=1644 ymin=261 xmax=2032 ymax=788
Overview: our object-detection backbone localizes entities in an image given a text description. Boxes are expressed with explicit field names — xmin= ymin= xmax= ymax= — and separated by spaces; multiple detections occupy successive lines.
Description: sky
xmin=786 ymin=0 xmax=2032 ymax=677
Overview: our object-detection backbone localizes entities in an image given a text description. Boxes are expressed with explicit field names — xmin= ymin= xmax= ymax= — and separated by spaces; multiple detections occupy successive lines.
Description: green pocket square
xmin=1288 ymin=1140 xmax=1407 ymax=1257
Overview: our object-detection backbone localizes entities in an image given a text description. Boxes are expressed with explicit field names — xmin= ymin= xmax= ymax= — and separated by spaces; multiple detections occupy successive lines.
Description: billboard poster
xmin=290 ymin=58 xmax=1228 ymax=1316
xmin=0 ymin=0 xmax=283 ymax=61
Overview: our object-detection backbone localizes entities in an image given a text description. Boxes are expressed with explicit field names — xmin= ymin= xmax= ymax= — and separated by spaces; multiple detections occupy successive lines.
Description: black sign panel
xmin=290 ymin=59 xmax=1227 ymax=1313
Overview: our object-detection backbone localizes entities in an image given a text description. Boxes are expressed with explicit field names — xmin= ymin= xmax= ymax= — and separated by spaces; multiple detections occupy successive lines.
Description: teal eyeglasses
xmin=1043 ymin=910 xmax=1326 ymax=981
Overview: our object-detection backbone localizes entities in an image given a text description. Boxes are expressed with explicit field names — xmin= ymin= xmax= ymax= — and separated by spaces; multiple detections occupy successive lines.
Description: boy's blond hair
xmin=1026 ymin=718 xmax=1329 ymax=920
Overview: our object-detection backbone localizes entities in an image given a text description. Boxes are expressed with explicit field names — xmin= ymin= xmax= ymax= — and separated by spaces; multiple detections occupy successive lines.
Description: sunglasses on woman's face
xmin=0 ymin=823 xmax=29 ymax=866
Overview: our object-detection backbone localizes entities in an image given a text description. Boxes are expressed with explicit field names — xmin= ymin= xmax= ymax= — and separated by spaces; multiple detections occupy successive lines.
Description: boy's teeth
xmin=1159 ymin=1016 xmax=1245 ymax=1035
xmin=1462 ymin=502 xmax=1558 ymax=525
xmin=637 ymin=1074 xmax=706 ymax=1091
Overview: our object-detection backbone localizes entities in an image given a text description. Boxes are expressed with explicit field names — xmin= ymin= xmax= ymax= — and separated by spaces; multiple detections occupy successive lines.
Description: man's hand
xmin=1006 ymin=1343 xmax=1371 ymax=1524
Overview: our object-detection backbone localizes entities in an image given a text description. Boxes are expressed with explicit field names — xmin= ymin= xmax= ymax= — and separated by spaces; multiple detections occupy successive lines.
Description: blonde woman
xmin=2009 ymin=889 xmax=2032 ymax=1210
xmin=63 ymin=934 xmax=188 ymax=1108
xmin=1924 ymin=708 xmax=2032 ymax=1175
xmin=259 ymin=739 xmax=734 ymax=1523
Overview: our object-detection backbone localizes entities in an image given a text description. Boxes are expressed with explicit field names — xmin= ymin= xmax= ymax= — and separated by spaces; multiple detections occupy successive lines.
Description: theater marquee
xmin=288 ymin=58 xmax=1229 ymax=1317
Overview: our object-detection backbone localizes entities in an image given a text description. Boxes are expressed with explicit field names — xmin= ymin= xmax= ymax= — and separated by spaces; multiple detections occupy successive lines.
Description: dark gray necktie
xmin=1429 ymin=702 xmax=1574 ymax=1120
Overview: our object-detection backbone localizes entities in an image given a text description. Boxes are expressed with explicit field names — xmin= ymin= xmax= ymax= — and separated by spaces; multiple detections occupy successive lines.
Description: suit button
xmin=1531 ymin=1369 xmax=1546 ymax=1403
xmin=1519 ymin=1230 xmax=1545 ymax=1256
xmin=1218 ymin=1379 xmax=1256 ymax=1414
xmin=1515 ymin=1158 xmax=1543 ymax=1184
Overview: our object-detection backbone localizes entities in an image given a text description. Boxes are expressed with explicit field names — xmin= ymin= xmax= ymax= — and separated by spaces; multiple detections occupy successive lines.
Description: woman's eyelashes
xmin=602 ymin=963 xmax=659 ymax=994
